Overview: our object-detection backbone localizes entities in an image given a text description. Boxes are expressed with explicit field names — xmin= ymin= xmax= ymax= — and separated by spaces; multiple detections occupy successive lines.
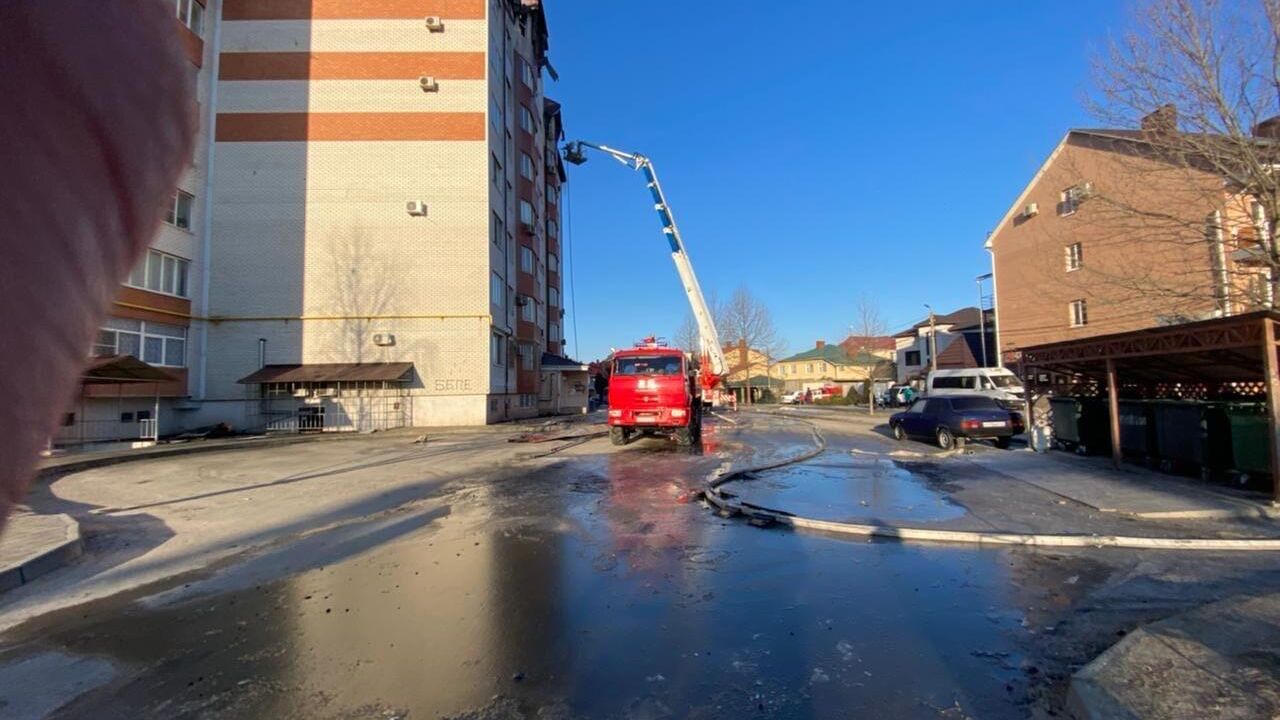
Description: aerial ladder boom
xmin=562 ymin=141 xmax=727 ymax=386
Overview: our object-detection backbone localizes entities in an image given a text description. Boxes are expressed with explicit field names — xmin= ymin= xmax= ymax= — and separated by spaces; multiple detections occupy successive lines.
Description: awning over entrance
xmin=84 ymin=355 xmax=175 ymax=384
xmin=237 ymin=362 xmax=415 ymax=384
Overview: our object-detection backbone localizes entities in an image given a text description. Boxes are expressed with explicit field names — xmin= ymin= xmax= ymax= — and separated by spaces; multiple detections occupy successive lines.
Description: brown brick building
xmin=987 ymin=115 xmax=1275 ymax=364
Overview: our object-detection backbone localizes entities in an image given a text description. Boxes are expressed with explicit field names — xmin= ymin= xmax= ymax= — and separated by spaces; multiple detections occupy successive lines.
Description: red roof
xmin=839 ymin=336 xmax=895 ymax=353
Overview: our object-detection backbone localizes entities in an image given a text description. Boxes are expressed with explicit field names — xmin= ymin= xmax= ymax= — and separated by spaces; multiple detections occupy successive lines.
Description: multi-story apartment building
xmin=65 ymin=0 xmax=574 ymax=446
xmin=987 ymin=109 xmax=1276 ymax=363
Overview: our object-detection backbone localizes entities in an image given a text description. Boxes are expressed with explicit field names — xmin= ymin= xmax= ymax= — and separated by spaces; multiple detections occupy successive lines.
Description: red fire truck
xmin=563 ymin=141 xmax=727 ymax=447
xmin=606 ymin=338 xmax=702 ymax=446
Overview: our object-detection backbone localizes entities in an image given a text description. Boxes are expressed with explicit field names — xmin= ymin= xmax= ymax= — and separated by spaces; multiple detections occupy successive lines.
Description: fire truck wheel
xmin=609 ymin=426 xmax=629 ymax=446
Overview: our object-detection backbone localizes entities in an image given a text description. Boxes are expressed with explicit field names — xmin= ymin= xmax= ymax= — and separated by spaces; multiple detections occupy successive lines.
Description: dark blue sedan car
xmin=889 ymin=395 xmax=1023 ymax=450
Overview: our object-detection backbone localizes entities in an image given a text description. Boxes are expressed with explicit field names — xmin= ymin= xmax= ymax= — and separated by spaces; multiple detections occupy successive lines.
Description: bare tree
xmin=847 ymin=295 xmax=893 ymax=415
xmin=719 ymin=286 xmax=784 ymax=404
xmin=672 ymin=290 xmax=723 ymax=359
xmin=1068 ymin=0 xmax=1280 ymax=315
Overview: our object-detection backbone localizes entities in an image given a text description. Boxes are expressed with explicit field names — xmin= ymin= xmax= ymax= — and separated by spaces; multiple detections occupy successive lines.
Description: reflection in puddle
xmin=720 ymin=453 xmax=967 ymax=524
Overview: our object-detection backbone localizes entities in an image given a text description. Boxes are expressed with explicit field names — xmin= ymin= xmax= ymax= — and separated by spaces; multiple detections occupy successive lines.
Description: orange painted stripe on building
xmin=216 ymin=112 xmax=485 ymax=141
xmin=223 ymin=0 xmax=485 ymax=21
xmin=219 ymin=52 xmax=484 ymax=81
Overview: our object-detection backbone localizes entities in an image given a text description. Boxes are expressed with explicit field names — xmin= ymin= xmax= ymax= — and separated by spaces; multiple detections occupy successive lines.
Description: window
xmin=905 ymin=350 xmax=921 ymax=366
xmin=491 ymin=211 xmax=505 ymax=252
xmin=126 ymin=249 xmax=190 ymax=298
xmin=547 ymin=220 xmax=558 ymax=239
xmin=519 ymin=342 xmax=535 ymax=370
xmin=614 ymin=356 xmax=684 ymax=376
xmin=932 ymin=376 xmax=976 ymax=390
xmin=520 ymin=200 xmax=534 ymax=227
xmin=549 ymin=288 xmax=559 ymax=307
xmin=1070 ymin=299 xmax=1088 ymax=327
xmin=491 ymin=154 xmax=502 ymax=189
xmin=548 ymin=252 xmax=559 ymax=273
xmin=547 ymin=185 xmax=558 ymax=205
xmin=491 ymin=332 xmax=506 ymax=366
xmin=1059 ymin=187 xmax=1079 ymax=216
xmin=520 ymin=246 xmax=534 ymax=273
xmin=519 ymin=55 xmax=535 ymax=88
xmin=519 ymin=105 xmax=534 ymax=134
xmin=165 ymin=190 xmax=194 ymax=230
xmin=490 ymin=272 xmax=505 ymax=308
xmin=120 ymin=412 xmax=135 ymax=424
xmin=489 ymin=94 xmax=502 ymax=134
xmin=1065 ymin=242 xmax=1083 ymax=271
xmin=550 ymin=322 xmax=560 ymax=343
xmin=176 ymin=0 xmax=203 ymax=35
xmin=520 ymin=152 xmax=534 ymax=180
xmin=94 ymin=319 xmax=186 ymax=367
xmin=519 ymin=295 xmax=535 ymax=322
xmin=806 ymin=363 xmax=814 ymax=373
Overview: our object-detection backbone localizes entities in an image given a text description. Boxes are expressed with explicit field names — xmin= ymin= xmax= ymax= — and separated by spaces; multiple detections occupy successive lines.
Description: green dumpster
xmin=1220 ymin=403 xmax=1270 ymax=480
xmin=1149 ymin=401 xmax=1213 ymax=474
xmin=1050 ymin=396 xmax=1111 ymax=455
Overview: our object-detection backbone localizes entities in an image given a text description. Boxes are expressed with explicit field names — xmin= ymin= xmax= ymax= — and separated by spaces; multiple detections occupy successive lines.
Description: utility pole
xmin=976 ymin=273 xmax=992 ymax=368
xmin=924 ymin=304 xmax=938 ymax=373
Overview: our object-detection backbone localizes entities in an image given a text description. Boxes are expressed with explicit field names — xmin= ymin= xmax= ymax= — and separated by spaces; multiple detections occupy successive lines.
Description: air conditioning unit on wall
xmin=406 ymin=200 xmax=428 ymax=217
xmin=372 ymin=333 xmax=396 ymax=347
xmin=424 ymin=16 xmax=444 ymax=31
xmin=419 ymin=75 xmax=439 ymax=92
xmin=1021 ymin=202 xmax=1039 ymax=218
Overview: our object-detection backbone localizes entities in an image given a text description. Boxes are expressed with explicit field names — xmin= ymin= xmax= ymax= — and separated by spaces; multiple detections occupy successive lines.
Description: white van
xmin=926 ymin=368 xmax=1025 ymax=409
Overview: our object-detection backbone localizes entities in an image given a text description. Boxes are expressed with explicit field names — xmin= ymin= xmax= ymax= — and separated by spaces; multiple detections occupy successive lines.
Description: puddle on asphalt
xmin=0 ymin=448 xmax=1078 ymax=720
xmin=721 ymin=453 xmax=967 ymax=525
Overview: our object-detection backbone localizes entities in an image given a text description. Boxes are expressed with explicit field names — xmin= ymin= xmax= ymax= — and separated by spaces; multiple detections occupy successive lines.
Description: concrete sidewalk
xmin=1069 ymin=592 xmax=1280 ymax=719
xmin=0 ymin=513 xmax=82 ymax=592
xmin=964 ymin=448 xmax=1278 ymax=520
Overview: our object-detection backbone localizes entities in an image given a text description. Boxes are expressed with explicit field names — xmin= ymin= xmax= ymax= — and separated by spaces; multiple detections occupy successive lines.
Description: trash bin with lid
xmin=1050 ymin=396 xmax=1112 ymax=455
xmin=1117 ymin=400 xmax=1155 ymax=462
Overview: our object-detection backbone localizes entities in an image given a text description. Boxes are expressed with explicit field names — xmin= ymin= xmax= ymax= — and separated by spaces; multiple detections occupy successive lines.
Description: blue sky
xmin=543 ymin=1 xmax=1127 ymax=361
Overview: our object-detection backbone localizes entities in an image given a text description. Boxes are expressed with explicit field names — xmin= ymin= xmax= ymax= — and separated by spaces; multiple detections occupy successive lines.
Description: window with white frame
xmin=806 ymin=363 xmax=813 ymax=373
xmin=548 ymin=252 xmax=559 ymax=274
xmin=94 ymin=319 xmax=186 ymax=367
xmin=519 ymin=105 xmax=534 ymax=134
xmin=547 ymin=220 xmax=558 ymax=239
xmin=550 ymin=322 xmax=560 ymax=343
xmin=546 ymin=185 xmax=558 ymax=205
xmin=520 ymin=200 xmax=534 ymax=227
xmin=126 ymin=249 xmax=190 ymax=298
xmin=175 ymin=0 xmax=203 ymax=35
xmin=1065 ymin=242 xmax=1083 ymax=271
xmin=1059 ymin=187 xmax=1080 ymax=216
xmin=519 ymin=295 xmax=534 ymax=322
xmin=520 ymin=152 xmax=534 ymax=180
xmin=1070 ymin=299 xmax=1088 ymax=327
xmin=520 ymin=246 xmax=533 ymax=274
xmin=165 ymin=190 xmax=194 ymax=230
xmin=491 ymin=332 xmax=506 ymax=366
xmin=549 ymin=287 xmax=559 ymax=307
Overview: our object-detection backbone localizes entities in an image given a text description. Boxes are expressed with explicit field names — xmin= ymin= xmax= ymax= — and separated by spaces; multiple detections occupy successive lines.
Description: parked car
xmin=882 ymin=385 xmax=917 ymax=408
xmin=781 ymin=390 xmax=805 ymax=404
xmin=925 ymin=368 xmax=1025 ymax=410
xmin=889 ymin=395 xmax=1024 ymax=450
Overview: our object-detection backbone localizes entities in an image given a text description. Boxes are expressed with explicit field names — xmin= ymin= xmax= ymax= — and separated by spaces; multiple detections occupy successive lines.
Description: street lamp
xmin=976 ymin=273 xmax=992 ymax=368
xmin=923 ymin=303 xmax=937 ymax=373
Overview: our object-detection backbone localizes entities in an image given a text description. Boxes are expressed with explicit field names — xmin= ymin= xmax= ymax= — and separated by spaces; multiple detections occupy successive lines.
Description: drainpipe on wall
xmin=1209 ymin=210 xmax=1232 ymax=316
xmin=196 ymin=1 xmax=224 ymax=399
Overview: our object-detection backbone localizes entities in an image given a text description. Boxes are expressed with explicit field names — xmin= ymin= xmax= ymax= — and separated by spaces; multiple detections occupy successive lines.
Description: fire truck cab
xmin=607 ymin=338 xmax=702 ymax=447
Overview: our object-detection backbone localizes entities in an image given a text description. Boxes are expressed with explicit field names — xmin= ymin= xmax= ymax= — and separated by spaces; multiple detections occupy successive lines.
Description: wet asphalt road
xmin=1 ymin=414 xmax=1263 ymax=719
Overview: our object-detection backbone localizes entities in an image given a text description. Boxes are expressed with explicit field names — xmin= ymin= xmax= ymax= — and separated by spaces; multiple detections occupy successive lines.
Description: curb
xmin=34 ymin=418 xmax=563 ymax=481
xmin=704 ymin=435 xmax=1280 ymax=551
xmin=0 ymin=514 xmax=83 ymax=593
